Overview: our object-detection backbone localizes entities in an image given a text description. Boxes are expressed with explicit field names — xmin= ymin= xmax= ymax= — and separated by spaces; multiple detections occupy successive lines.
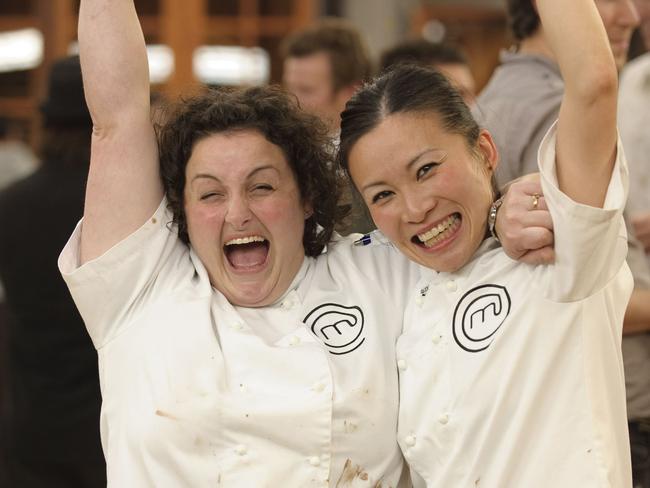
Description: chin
xmin=410 ymin=240 xmax=472 ymax=273
xmin=217 ymin=279 xmax=275 ymax=308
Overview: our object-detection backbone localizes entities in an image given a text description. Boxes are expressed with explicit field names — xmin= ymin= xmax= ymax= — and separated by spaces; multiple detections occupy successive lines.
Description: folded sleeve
xmin=58 ymin=199 xmax=187 ymax=349
xmin=538 ymin=123 xmax=629 ymax=302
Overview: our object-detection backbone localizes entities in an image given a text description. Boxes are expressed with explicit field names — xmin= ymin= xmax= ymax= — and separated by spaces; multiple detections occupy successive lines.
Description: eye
xmin=199 ymin=191 xmax=222 ymax=201
xmin=251 ymin=184 xmax=274 ymax=194
xmin=416 ymin=162 xmax=438 ymax=181
xmin=371 ymin=190 xmax=394 ymax=204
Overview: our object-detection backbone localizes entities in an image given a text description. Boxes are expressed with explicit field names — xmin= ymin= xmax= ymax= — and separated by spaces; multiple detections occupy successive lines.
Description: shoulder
xmin=326 ymin=231 xmax=401 ymax=259
xmin=323 ymin=231 xmax=417 ymax=278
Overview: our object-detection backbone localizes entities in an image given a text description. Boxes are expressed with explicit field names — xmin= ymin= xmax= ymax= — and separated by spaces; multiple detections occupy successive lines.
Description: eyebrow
xmin=191 ymin=164 xmax=279 ymax=184
xmin=359 ymin=147 xmax=438 ymax=192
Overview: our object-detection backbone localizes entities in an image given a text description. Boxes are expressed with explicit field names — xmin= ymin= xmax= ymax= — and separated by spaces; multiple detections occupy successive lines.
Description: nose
xmin=225 ymin=193 xmax=253 ymax=229
xmin=402 ymin=189 xmax=435 ymax=224
xmin=619 ymin=0 xmax=641 ymax=27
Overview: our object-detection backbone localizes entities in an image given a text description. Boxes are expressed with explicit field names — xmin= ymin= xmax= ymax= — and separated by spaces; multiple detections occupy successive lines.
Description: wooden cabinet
xmin=0 ymin=0 xmax=316 ymax=145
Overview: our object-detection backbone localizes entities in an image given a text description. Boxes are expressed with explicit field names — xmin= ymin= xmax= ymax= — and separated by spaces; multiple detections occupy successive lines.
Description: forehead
xmin=349 ymin=113 xmax=450 ymax=169
xmin=283 ymin=52 xmax=334 ymax=86
xmin=187 ymin=130 xmax=292 ymax=178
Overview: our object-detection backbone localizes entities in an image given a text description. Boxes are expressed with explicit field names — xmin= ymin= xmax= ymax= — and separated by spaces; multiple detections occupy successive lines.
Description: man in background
xmin=478 ymin=0 xmax=639 ymax=187
xmin=281 ymin=18 xmax=374 ymax=234
xmin=281 ymin=17 xmax=372 ymax=138
xmin=620 ymin=0 xmax=650 ymax=269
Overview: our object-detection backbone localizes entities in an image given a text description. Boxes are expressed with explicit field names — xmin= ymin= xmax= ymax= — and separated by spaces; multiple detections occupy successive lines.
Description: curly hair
xmin=506 ymin=0 xmax=540 ymax=41
xmin=157 ymin=85 xmax=348 ymax=257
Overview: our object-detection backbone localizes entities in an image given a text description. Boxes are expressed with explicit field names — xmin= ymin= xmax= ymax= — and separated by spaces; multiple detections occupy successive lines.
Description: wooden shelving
xmin=0 ymin=0 xmax=317 ymax=145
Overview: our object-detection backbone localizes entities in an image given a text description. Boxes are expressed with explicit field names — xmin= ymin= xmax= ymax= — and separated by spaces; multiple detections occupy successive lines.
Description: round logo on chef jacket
xmin=303 ymin=303 xmax=365 ymax=355
xmin=452 ymin=284 xmax=511 ymax=353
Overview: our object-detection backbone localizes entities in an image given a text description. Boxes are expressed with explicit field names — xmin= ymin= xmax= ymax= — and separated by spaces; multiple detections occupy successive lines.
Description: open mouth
xmin=412 ymin=213 xmax=461 ymax=248
xmin=224 ymin=235 xmax=270 ymax=271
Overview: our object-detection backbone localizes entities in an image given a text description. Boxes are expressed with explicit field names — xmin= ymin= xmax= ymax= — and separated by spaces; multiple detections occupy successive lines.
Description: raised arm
xmin=537 ymin=0 xmax=619 ymax=206
xmin=78 ymin=0 xmax=162 ymax=263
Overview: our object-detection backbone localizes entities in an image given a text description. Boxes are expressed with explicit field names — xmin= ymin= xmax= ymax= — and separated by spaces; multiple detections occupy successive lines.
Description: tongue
xmin=226 ymin=242 xmax=268 ymax=268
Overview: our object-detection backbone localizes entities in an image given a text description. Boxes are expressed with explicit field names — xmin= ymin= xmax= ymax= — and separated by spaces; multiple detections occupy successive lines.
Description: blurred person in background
xmin=281 ymin=18 xmax=374 ymax=234
xmin=619 ymin=4 xmax=650 ymax=482
xmin=478 ymin=1 xmax=650 ymax=486
xmin=477 ymin=0 xmax=639 ymax=187
xmin=0 ymin=117 xmax=38 ymax=309
xmin=0 ymin=55 xmax=105 ymax=488
xmin=281 ymin=17 xmax=372 ymax=138
xmin=634 ymin=0 xmax=650 ymax=52
xmin=0 ymin=118 xmax=37 ymax=192
xmin=621 ymin=0 xmax=650 ymax=265
xmin=379 ymin=39 xmax=476 ymax=106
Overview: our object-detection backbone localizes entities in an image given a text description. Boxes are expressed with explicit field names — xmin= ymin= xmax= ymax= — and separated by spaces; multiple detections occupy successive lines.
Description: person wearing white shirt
xmin=340 ymin=0 xmax=632 ymax=486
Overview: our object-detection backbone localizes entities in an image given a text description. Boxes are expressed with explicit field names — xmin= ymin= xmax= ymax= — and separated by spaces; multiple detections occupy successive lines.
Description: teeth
xmin=225 ymin=236 xmax=266 ymax=246
xmin=418 ymin=215 xmax=458 ymax=242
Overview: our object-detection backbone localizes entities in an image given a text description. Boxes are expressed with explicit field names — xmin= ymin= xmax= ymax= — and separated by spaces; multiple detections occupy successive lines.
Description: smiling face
xmin=184 ymin=130 xmax=310 ymax=307
xmin=348 ymin=112 xmax=498 ymax=273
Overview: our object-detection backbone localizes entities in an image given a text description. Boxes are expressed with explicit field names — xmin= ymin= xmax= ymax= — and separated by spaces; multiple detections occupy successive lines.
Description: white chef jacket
xmin=58 ymin=200 xmax=419 ymax=488
xmin=398 ymin=125 xmax=633 ymax=488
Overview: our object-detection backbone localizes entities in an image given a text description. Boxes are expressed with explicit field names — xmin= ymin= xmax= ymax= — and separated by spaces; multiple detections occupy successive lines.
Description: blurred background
xmin=0 ymin=0 xmax=510 ymax=149
xmin=4 ymin=1 xmax=649 ymax=487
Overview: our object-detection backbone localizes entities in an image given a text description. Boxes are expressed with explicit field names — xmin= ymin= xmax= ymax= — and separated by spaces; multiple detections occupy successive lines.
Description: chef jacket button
xmin=404 ymin=435 xmax=417 ymax=447
xmin=234 ymin=444 xmax=247 ymax=456
xmin=397 ymin=359 xmax=408 ymax=371
xmin=415 ymin=296 xmax=424 ymax=307
xmin=432 ymin=334 xmax=441 ymax=344
xmin=231 ymin=322 xmax=244 ymax=331
xmin=289 ymin=335 xmax=301 ymax=346
xmin=438 ymin=413 xmax=449 ymax=425
xmin=311 ymin=382 xmax=325 ymax=392
xmin=308 ymin=456 xmax=321 ymax=466
xmin=446 ymin=280 xmax=457 ymax=292
xmin=281 ymin=299 xmax=295 ymax=310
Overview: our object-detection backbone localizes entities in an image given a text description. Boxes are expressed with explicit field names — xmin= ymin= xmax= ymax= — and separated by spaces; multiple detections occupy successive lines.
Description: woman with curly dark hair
xmin=157 ymin=85 xmax=344 ymax=257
